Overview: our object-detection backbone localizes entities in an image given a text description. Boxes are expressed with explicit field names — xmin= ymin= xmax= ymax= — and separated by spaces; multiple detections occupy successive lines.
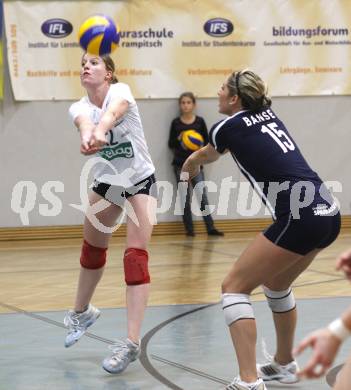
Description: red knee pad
xmin=80 ymin=240 xmax=107 ymax=269
xmin=123 ymin=248 xmax=150 ymax=285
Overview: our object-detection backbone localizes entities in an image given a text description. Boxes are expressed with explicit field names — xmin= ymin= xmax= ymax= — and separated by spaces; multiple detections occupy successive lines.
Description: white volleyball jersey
xmin=69 ymin=83 xmax=155 ymax=186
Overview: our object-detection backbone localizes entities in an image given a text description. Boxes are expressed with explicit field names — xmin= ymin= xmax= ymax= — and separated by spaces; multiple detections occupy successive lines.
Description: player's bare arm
xmin=74 ymin=114 xmax=97 ymax=155
xmin=181 ymin=143 xmax=222 ymax=179
xmin=91 ymin=98 xmax=129 ymax=148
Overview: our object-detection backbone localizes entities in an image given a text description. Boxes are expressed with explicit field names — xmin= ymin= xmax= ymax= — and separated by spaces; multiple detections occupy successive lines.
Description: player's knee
xmin=262 ymin=286 xmax=296 ymax=313
xmin=221 ymin=275 xmax=253 ymax=295
xmin=123 ymin=247 xmax=150 ymax=285
xmin=221 ymin=293 xmax=255 ymax=326
xmin=80 ymin=240 xmax=107 ymax=269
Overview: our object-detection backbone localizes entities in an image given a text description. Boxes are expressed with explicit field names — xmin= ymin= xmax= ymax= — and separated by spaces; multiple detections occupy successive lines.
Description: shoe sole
xmin=102 ymin=354 xmax=140 ymax=375
xmin=261 ymin=375 xmax=299 ymax=384
xmin=102 ymin=365 xmax=122 ymax=375
xmin=64 ymin=311 xmax=101 ymax=348
xmin=278 ymin=378 xmax=299 ymax=384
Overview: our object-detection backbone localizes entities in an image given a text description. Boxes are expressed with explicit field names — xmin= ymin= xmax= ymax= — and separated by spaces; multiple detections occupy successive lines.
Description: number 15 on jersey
xmin=261 ymin=122 xmax=295 ymax=153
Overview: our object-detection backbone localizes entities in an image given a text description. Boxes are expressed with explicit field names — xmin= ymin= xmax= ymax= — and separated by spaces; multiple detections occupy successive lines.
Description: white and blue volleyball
xmin=78 ymin=15 xmax=120 ymax=56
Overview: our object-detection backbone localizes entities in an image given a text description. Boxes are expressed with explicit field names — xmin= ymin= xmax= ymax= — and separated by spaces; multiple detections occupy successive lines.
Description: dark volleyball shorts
xmin=264 ymin=201 xmax=341 ymax=255
xmin=92 ymin=174 xmax=157 ymax=206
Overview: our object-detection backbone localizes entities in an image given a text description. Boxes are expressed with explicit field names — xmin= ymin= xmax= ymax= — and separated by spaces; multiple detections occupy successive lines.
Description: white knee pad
xmin=262 ymin=286 xmax=296 ymax=313
xmin=221 ymin=293 xmax=255 ymax=326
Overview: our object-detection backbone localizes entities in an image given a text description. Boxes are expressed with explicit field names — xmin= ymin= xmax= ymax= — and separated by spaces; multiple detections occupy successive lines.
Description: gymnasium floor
xmin=1 ymin=232 xmax=350 ymax=389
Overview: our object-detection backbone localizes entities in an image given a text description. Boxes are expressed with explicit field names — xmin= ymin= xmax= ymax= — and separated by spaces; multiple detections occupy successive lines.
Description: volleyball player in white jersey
xmin=64 ymin=53 xmax=156 ymax=375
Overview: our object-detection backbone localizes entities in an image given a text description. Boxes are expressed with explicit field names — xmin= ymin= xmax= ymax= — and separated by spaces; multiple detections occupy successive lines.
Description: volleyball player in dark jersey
xmin=181 ymin=70 xmax=341 ymax=390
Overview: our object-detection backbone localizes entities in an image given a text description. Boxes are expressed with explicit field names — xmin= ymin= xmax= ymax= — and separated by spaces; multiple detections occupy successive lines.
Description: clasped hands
xmin=80 ymin=129 xmax=107 ymax=155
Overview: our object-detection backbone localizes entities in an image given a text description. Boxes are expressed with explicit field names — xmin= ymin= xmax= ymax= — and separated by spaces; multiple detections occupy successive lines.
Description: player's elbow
xmin=206 ymin=150 xmax=221 ymax=163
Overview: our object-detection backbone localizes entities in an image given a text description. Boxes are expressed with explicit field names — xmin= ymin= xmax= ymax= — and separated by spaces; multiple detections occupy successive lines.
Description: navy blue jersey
xmin=209 ymin=108 xmax=330 ymax=218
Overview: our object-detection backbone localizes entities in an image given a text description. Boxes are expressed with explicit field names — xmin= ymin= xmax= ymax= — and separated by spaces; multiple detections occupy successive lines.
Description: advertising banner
xmin=4 ymin=0 xmax=351 ymax=100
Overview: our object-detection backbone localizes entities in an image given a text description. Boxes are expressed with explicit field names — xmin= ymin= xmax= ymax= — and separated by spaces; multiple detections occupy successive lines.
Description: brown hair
xmin=178 ymin=91 xmax=196 ymax=105
xmin=227 ymin=70 xmax=271 ymax=111
xmin=102 ymin=55 xmax=118 ymax=84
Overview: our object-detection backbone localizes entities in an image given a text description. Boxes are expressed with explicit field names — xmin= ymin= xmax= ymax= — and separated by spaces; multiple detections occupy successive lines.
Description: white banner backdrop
xmin=4 ymin=0 xmax=351 ymax=100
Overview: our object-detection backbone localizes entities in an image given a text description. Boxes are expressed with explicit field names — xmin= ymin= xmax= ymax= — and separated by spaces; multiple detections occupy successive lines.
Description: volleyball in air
xmin=78 ymin=15 xmax=120 ymax=56
xmin=181 ymin=130 xmax=204 ymax=151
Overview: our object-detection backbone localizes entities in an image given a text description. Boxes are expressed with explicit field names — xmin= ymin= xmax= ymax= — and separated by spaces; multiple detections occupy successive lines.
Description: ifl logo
xmin=203 ymin=18 xmax=234 ymax=37
xmin=41 ymin=18 xmax=73 ymax=38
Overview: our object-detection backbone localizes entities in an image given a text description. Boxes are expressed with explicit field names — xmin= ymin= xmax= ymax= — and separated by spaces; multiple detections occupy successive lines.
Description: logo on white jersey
xmin=99 ymin=141 xmax=134 ymax=161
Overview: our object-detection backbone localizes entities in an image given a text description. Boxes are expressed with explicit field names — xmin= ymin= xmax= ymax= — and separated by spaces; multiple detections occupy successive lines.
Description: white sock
xmin=239 ymin=377 xmax=261 ymax=386
xmin=127 ymin=338 xmax=140 ymax=346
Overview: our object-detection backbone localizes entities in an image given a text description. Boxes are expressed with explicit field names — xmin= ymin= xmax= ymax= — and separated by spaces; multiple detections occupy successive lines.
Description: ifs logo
xmin=41 ymin=18 xmax=73 ymax=38
xmin=204 ymin=18 xmax=234 ymax=37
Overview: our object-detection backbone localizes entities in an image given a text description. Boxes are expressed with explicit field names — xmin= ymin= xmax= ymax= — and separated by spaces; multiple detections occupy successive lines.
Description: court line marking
xmin=0 ymin=259 xmax=239 ymax=274
xmin=0 ymin=263 xmax=341 ymax=279
xmin=0 ymin=231 xmax=349 ymax=251
xmin=173 ymin=242 xmax=242 ymax=257
xmin=0 ymin=281 xmax=348 ymax=389
xmin=0 ymin=301 xmax=113 ymax=344
xmin=306 ymin=268 xmax=341 ymax=278
xmin=0 ymin=237 xmax=248 ymax=252
xmin=139 ymin=280 xmax=347 ymax=389
xmin=139 ymin=303 xmax=218 ymax=389
xmin=0 ymin=300 xmax=218 ymax=390
xmin=151 ymin=354 xmax=228 ymax=385
xmin=174 ymin=242 xmax=344 ymax=278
